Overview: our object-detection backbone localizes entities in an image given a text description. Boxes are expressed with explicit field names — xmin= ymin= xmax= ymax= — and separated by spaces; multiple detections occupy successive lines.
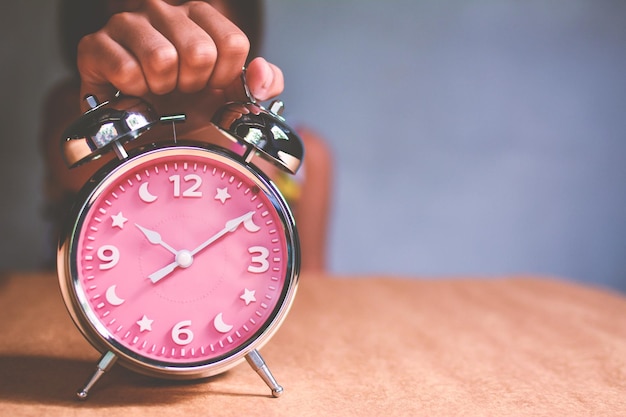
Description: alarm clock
xmin=57 ymin=74 xmax=303 ymax=399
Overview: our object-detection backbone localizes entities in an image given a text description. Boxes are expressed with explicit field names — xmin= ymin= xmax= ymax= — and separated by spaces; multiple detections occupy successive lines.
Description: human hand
xmin=76 ymin=0 xmax=283 ymax=114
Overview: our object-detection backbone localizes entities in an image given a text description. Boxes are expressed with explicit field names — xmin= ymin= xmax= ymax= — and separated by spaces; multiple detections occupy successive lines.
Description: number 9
xmin=97 ymin=245 xmax=120 ymax=270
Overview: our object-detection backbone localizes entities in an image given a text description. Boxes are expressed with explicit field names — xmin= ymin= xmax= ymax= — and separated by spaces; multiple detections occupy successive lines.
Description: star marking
xmin=111 ymin=211 xmax=128 ymax=229
xmin=136 ymin=315 xmax=154 ymax=332
xmin=240 ymin=288 xmax=256 ymax=305
xmin=215 ymin=187 xmax=231 ymax=204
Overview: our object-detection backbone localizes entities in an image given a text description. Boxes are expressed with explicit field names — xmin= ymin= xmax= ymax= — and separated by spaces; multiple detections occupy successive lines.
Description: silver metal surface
xmin=61 ymin=94 xmax=158 ymax=168
xmin=57 ymin=74 xmax=302 ymax=397
xmin=241 ymin=68 xmax=257 ymax=104
xmin=211 ymin=100 xmax=304 ymax=175
xmin=76 ymin=351 xmax=118 ymax=400
xmin=57 ymin=142 xmax=300 ymax=385
xmin=245 ymin=349 xmax=284 ymax=397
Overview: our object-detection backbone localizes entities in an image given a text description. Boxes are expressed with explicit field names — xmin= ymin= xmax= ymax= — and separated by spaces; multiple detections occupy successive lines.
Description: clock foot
xmin=76 ymin=351 xmax=118 ymax=400
xmin=245 ymin=349 xmax=284 ymax=398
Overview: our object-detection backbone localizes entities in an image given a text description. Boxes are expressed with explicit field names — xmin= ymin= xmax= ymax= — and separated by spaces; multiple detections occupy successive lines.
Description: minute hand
xmin=189 ymin=211 xmax=256 ymax=256
xmin=148 ymin=211 xmax=256 ymax=284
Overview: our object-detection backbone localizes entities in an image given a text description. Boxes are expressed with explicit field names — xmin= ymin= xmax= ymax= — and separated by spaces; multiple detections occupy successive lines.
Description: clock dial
xmin=67 ymin=146 xmax=296 ymax=368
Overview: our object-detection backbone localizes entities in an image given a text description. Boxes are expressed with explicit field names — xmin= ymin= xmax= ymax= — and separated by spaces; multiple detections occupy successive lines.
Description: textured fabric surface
xmin=1 ymin=272 xmax=625 ymax=416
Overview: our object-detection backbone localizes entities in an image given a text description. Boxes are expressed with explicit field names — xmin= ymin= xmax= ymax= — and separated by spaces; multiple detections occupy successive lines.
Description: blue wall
xmin=264 ymin=0 xmax=626 ymax=291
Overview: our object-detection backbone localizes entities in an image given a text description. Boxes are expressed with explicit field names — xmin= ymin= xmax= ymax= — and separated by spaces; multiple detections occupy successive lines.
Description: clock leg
xmin=76 ymin=351 xmax=118 ymax=400
xmin=245 ymin=349 xmax=284 ymax=398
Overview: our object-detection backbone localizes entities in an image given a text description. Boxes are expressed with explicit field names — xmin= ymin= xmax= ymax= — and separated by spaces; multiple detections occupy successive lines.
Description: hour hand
xmin=135 ymin=224 xmax=179 ymax=255
xmin=148 ymin=261 xmax=180 ymax=283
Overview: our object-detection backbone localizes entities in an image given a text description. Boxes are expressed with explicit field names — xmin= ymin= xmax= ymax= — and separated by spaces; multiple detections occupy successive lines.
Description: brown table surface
xmin=1 ymin=271 xmax=625 ymax=416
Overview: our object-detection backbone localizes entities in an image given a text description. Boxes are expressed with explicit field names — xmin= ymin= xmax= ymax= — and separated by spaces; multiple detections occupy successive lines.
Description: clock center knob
xmin=176 ymin=250 xmax=193 ymax=268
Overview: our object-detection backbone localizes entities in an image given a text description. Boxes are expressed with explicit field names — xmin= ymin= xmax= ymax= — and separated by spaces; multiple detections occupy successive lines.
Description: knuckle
xmin=143 ymin=47 xmax=178 ymax=94
xmin=144 ymin=44 xmax=178 ymax=74
xmin=76 ymin=31 xmax=104 ymax=56
xmin=220 ymin=31 xmax=250 ymax=57
xmin=110 ymin=62 xmax=147 ymax=95
xmin=185 ymin=1 xmax=212 ymax=14
xmin=182 ymin=41 xmax=217 ymax=70
xmin=107 ymin=11 xmax=141 ymax=29
xmin=110 ymin=59 xmax=139 ymax=81
xmin=76 ymin=33 xmax=94 ymax=50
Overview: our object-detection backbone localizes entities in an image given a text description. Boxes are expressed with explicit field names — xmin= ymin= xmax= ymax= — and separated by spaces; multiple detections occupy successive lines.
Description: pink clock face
xmin=71 ymin=146 xmax=295 ymax=366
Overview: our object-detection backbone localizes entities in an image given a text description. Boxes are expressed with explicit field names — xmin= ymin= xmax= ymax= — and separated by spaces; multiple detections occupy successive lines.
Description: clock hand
xmin=189 ymin=211 xmax=256 ymax=256
xmin=148 ymin=261 xmax=180 ymax=283
xmin=148 ymin=211 xmax=256 ymax=284
xmin=135 ymin=223 xmax=179 ymax=255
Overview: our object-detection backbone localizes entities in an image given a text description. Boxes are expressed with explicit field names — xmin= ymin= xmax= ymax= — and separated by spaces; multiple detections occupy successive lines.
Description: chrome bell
xmin=61 ymin=94 xmax=159 ymax=168
xmin=211 ymin=100 xmax=304 ymax=175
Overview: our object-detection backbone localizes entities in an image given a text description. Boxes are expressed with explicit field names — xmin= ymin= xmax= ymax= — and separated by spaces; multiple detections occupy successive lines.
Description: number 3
xmin=248 ymin=246 xmax=269 ymax=273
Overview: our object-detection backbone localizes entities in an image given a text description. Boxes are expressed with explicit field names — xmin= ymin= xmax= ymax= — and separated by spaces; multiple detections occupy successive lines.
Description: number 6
xmin=172 ymin=320 xmax=194 ymax=346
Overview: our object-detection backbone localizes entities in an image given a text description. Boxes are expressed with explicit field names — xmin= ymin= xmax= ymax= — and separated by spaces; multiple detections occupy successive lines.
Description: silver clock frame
xmin=57 ymin=142 xmax=300 ymax=399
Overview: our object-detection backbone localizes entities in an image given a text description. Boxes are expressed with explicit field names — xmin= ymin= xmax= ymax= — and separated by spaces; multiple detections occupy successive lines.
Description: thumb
xmin=225 ymin=57 xmax=284 ymax=103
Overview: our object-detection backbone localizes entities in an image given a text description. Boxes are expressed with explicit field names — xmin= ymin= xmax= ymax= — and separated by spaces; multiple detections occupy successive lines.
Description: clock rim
xmin=57 ymin=141 xmax=300 ymax=379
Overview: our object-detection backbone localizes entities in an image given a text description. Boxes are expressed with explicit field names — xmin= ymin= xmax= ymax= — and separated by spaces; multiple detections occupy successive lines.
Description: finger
xmin=147 ymin=2 xmax=218 ymax=93
xmin=104 ymin=11 xmax=180 ymax=95
xmin=243 ymin=57 xmax=284 ymax=102
xmin=186 ymin=2 xmax=250 ymax=89
xmin=77 ymin=31 xmax=149 ymax=109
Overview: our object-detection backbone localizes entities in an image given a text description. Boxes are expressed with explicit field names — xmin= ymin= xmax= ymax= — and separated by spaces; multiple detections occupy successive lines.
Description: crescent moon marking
xmin=213 ymin=313 xmax=233 ymax=334
xmin=139 ymin=182 xmax=158 ymax=203
xmin=244 ymin=216 xmax=261 ymax=233
xmin=105 ymin=285 xmax=125 ymax=306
